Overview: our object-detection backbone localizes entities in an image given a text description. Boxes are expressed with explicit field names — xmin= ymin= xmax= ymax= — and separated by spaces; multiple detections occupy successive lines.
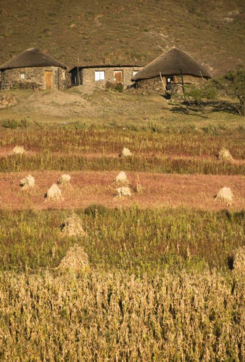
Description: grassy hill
xmin=0 ymin=0 xmax=245 ymax=74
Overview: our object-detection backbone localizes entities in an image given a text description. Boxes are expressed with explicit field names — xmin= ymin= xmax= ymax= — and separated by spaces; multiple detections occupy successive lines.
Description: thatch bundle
xmin=57 ymin=244 xmax=89 ymax=272
xmin=58 ymin=174 xmax=71 ymax=185
xmin=119 ymin=147 xmax=133 ymax=157
xmin=232 ymin=246 xmax=245 ymax=274
xmin=115 ymin=171 xmax=129 ymax=186
xmin=218 ymin=148 xmax=234 ymax=163
xmin=215 ymin=187 xmax=233 ymax=206
xmin=45 ymin=184 xmax=63 ymax=201
xmin=11 ymin=146 xmax=25 ymax=155
xmin=60 ymin=213 xmax=87 ymax=237
xmin=116 ymin=186 xmax=132 ymax=197
xmin=20 ymin=175 xmax=35 ymax=190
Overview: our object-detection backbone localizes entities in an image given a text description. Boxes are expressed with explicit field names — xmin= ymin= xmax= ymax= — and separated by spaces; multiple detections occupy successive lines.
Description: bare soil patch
xmin=0 ymin=171 xmax=245 ymax=211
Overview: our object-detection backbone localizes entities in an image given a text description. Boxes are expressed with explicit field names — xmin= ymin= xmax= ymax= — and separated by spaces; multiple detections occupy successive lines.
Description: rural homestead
xmin=70 ymin=64 xmax=142 ymax=89
xmin=132 ymin=48 xmax=212 ymax=93
xmin=0 ymin=46 xmax=212 ymax=93
xmin=0 ymin=48 xmax=67 ymax=90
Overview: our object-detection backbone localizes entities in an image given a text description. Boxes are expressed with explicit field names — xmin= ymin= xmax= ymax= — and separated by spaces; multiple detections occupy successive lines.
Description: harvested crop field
xmin=0 ymin=171 xmax=245 ymax=211
xmin=1 ymin=89 xmax=245 ymax=361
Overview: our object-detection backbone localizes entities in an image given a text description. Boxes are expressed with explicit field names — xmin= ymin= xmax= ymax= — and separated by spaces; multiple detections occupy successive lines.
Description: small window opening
xmin=20 ymin=73 xmax=26 ymax=79
xmin=95 ymin=71 xmax=105 ymax=81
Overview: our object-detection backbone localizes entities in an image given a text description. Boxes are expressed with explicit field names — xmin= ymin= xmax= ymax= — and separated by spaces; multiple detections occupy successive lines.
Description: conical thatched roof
xmin=132 ymin=48 xmax=212 ymax=81
xmin=0 ymin=48 xmax=66 ymax=70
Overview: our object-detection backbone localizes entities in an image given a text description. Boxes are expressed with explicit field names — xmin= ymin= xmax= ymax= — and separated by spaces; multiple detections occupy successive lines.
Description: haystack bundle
xmin=60 ymin=213 xmax=87 ymax=237
xmin=57 ymin=244 xmax=89 ymax=272
xmin=232 ymin=246 xmax=245 ymax=274
xmin=218 ymin=148 xmax=234 ymax=163
xmin=215 ymin=187 xmax=233 ymax=206
xmin=45 ymin=184 xmax=63 ymax=201
xmin=58 ymin=174 xmax=71 ymax=185
xmin=115 ymin=171 xmax=129 ymax=186
xmin=119 ymin=147 xmax=133 ymax=157
xmin=116 ymin=186 xmax=132 ymax=197
xmin=11 ymin=146 xmax=25 ymax=155
xmin=20 ymin=175 xmax=35 ymax=190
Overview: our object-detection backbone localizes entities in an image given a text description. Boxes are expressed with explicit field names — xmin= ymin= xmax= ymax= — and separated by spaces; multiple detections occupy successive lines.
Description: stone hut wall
xmin=134 ymin=75 xmax=207 ymax=94
xmin=0 ymin=66 xmax=67 ymax=90
xmin=80 ymin=67 xmax=142 ymax=89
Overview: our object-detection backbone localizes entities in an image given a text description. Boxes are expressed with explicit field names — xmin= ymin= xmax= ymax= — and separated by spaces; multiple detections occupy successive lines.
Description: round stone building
xmin=0 ymin=48 xmax=67 ymax=90
xmin=132 ymin=47 xmax=212 ymax=94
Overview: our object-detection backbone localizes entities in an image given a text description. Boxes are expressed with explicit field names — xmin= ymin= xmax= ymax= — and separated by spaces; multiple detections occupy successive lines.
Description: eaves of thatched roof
xmin=0 ymin=48 xmax=66 ymax=70
xmin=132 ymin=48 xmax=212 ymax=81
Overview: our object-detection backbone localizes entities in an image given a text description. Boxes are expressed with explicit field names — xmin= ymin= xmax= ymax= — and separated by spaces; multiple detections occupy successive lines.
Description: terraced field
xmin=0 ymin=99 xmax=245 ymax=361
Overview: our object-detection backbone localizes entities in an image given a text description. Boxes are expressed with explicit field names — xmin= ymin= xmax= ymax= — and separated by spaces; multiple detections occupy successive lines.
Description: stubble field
xmin=0 ymin=106 xmax=245 ymax=361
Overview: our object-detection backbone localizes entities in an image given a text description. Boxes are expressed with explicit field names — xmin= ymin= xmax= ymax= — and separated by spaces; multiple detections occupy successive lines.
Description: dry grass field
xmin=0 ymin=88 xmax=245 ymax=360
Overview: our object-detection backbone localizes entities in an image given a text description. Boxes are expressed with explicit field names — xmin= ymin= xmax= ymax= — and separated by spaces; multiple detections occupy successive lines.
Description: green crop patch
xmin=0 ymin=207 xmax=244 ymax=274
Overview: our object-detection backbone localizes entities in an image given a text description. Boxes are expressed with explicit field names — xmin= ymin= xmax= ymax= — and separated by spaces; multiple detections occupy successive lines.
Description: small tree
xmin=185 ymin=82 xmax=218 ymax=104
xmin=214 ymin=68 xmax=245 ymax=116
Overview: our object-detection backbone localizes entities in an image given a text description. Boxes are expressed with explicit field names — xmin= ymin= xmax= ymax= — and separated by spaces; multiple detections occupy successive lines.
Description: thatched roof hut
xmin=0 ymin=48 xmax=67 ymax=90
xmin=0 ymin=48 xmax=66 ymax=70
xmin=132 ymin=48 xmax=212 ymax=81
xmin=132 ymin=47 xmax=211 ymax=94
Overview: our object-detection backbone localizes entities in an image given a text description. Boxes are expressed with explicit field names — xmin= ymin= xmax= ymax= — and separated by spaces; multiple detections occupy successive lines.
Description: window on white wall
xmin=95 ymin=71 xmax=105 ymax=81
xmin=20 ymin=73 xmax=26 ymax=79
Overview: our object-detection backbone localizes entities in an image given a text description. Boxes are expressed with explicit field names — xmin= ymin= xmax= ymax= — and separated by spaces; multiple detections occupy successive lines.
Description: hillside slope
xmin=0 ymin=0 xmax=245 ymax=74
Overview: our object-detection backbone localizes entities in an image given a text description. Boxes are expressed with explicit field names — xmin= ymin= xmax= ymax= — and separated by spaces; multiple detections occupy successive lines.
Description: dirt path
xmin=0 ymin=171 xmax=244 ymax=211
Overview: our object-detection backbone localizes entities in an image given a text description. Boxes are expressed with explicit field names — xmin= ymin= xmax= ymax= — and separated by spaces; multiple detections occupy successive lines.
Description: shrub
xmin=185 ymin=82 xmax=218 ymax=104
xmin=2 ymin=118 xmax=30 ymax=129
xmin=84 ymin=204 xmax=108 ymax=217
xmin=213 ymin=67 xmax=245 ymax=116
xmin=106 ymin=81 xmax=124 ymax=92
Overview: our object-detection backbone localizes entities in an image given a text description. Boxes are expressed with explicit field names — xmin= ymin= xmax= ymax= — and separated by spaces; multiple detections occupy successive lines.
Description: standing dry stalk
xmin=136 ymin=174 xmax=143 ymax=194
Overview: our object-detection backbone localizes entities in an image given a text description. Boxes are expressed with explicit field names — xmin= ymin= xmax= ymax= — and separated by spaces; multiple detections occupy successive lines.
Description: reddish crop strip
xmin=0 ymin=171 xmax=245 ymax=211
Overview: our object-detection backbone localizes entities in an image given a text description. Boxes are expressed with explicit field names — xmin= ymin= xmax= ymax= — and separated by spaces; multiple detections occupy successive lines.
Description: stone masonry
xmin=0 ymin=66 xmax=67 ymax=90
xmin=134 ymin=75 xmax=206 ymax=94
xmin=71 ymin=66 xmax=142 ymax=89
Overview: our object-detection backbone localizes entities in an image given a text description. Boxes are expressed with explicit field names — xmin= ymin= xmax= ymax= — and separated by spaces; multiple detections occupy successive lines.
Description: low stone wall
xmin=0 ymin=66 xmax=67 ymax=90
